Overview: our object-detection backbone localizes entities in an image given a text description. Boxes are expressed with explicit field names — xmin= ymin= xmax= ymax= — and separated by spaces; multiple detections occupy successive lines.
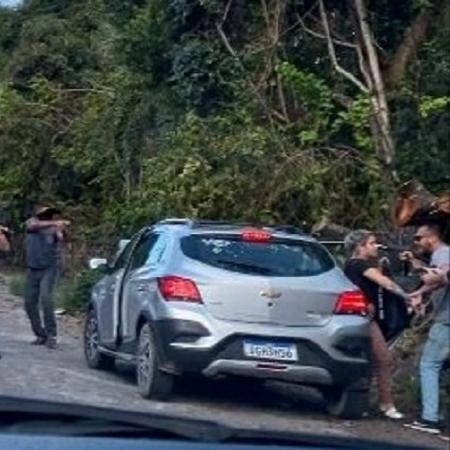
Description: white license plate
xmin=243 ymin=340 xmax=298 ymax=362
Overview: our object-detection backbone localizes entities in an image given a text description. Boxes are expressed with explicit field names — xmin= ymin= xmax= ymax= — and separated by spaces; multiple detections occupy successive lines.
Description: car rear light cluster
xmin=240 ymin=227 xmax=272 ymax=243
xmin=157 ymin=276 xmax=203 ymax=304
xmin=334 ymin=291 xmax=369 ymax=316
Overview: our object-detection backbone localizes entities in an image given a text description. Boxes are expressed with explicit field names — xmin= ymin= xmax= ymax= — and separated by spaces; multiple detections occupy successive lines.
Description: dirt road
xmin=0 ymin=276 xmax=445 ymax=448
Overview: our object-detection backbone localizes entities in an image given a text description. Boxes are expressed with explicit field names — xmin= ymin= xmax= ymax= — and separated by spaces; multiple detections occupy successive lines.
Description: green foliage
xmin=124 ymin=0 xmax=170 ymax=82
xmin=57 ymin=268 xmax=104 ymax=312
xmin=0 ymin=0 xmax=448 ymax=252
xmin=335 ymin=95 xmax=373 ymax=152
xmin=277 ymin=62 xmax=334 ymax=145
xmin=8 ymin=273 xmax=26 ymax=298
xmin=107 ymin=110 xmax=389 ymax=233
xmin=418 ymin=95 xmax=450 ymax=118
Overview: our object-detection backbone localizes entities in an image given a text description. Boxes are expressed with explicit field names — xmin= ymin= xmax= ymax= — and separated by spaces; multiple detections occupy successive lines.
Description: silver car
xmin=84 ymin=219 xmax=372 ymax=418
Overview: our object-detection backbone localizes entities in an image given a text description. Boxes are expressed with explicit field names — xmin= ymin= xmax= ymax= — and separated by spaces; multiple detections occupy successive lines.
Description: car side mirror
xmin=89 ymin=258 xmax=109 ymax=271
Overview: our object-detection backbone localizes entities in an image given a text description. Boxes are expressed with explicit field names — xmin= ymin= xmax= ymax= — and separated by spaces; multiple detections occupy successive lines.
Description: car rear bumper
xmin=152 ymin=318 xmax=371 ymax=389
xmin=202 ymin=359 xmax=333 ymax=385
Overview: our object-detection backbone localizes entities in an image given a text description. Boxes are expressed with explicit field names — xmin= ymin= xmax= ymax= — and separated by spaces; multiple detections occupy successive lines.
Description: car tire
xmin=84 ymin=309 xmax=115 ymax=370
xmin=136 ymin=322 xmax=174 ymax=400
xmin=323 ymin=387 xmax=369 ymax=419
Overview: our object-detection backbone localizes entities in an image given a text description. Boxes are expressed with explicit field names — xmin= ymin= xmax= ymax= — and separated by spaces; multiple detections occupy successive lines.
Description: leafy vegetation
xmin=0 ymin=0 xmax=448 ymax=252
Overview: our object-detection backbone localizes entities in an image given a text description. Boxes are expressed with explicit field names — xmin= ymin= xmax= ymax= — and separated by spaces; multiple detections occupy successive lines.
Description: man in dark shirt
xmin=344 ymin=230 xmax=411 ymax=420
xmin=24 ymin=206 xmax=70 ymax=349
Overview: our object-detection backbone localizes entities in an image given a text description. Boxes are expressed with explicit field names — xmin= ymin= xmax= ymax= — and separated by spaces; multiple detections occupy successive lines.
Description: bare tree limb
xmin=355 ymin=42 xmax=373 ymax=91
xmin=220 ymin=0 xmax=234 ymax=25
xmin=216 ymin=21 xmax=288 ymax=123
xmin=296 ymin=12 xmax=357 ymax=49
xmin=353 ymin=0 xmax=394 ymax=168
xmin=318 ymin=0 xmax=368 ymax=93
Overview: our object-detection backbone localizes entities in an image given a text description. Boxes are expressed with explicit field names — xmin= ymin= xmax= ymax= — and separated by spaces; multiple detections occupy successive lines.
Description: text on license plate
xmin=243 ymin=340 xmax=298 ymax=361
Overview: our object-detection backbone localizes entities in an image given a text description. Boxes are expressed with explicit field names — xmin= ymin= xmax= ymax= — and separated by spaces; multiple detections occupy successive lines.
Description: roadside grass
xmin=8 ymin=273 xmax=26 ymax=297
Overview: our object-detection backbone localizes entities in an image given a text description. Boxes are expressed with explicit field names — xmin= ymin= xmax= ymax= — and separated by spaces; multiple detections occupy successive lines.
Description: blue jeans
xmin=420 ymin=323 xmax=450 ymax=422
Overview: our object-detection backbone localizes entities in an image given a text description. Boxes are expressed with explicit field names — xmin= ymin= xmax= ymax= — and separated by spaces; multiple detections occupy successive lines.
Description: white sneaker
xmin=382 ymin=407 xmax=404 ymax=420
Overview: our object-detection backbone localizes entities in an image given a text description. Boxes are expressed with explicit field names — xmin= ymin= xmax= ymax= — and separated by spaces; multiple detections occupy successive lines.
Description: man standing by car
xmin=405 ymin=224 xmax=449 ymax=436
xmin=343 ymin=230 xmax=410 ymax=420
xmin=24 ymin=206 xmax=70 ymax=349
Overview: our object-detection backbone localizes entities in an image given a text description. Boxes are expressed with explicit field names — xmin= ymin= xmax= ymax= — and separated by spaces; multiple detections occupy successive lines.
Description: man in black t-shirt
xmin=344 ymin=230 xmax=411 ymax=420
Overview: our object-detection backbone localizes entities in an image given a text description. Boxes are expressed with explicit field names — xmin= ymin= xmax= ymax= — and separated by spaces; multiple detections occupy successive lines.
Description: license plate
xmin=243 ymin=340 xmax=298 ymax=362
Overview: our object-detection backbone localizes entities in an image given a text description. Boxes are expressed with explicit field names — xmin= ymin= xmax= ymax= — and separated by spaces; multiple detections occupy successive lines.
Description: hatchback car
xmin=84 ymin=219 xmax=372 ymax=418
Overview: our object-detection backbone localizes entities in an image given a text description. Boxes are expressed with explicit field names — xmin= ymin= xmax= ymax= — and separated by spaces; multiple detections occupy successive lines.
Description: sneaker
xmin=381 ymin=407 xmax=404 ymax=420
xmin=46 ymin=337 xmax=57 ymax=349
xmin=404 ymin=419 xmax=441 ymax=434
xmin=31 ymin=336 xmax=47 ymax=345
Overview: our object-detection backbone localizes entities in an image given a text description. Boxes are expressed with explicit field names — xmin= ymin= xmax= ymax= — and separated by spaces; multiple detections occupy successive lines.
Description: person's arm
xmin=363 ymin=267 xmax=410 ymax=301
xmin=421 ymin=267 xmax=449 ymax=287
xmin=26 ymin=218 xmax=70 ymax=233
xmin=399 ymin=251 xmax=426 ymax=269
xmin=0 ymin=227 xmax=10 ymax=253
xmin=411 ymin=264 xmax=450 ymax=297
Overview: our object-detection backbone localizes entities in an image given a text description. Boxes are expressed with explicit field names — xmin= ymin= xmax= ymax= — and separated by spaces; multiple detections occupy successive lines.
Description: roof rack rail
xmin=190 ymin=220 xmax=254 ymax=229
xmin=155 ymin=218 xmax=306 ymax=235
xmin=156 ymin=218 xmax=195 ymax=226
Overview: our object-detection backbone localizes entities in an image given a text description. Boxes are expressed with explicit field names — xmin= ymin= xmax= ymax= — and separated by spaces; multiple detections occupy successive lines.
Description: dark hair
xmin=422 ymin=223 xmax=444 ymax=240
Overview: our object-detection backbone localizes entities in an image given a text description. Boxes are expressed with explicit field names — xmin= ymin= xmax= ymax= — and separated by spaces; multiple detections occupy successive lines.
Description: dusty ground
xmin=0 ymin=275 xmax=447 ymax=449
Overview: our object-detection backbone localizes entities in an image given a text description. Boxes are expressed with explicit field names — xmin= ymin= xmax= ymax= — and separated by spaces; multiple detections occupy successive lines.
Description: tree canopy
xmin=0 ymin=0 xmax=449 ymax=240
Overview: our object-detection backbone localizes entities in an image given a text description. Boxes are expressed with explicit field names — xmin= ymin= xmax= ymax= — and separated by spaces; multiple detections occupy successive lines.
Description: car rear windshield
xmin=180 ymin=234 xmax=335 ymax=277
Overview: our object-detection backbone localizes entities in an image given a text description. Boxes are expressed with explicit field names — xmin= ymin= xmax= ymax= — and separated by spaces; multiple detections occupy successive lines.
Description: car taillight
xmin=241 ymin=228 xmax=272 ymax=243
xmin=157 ymin=276 xmax=202 ymax=304
xmin=334 ymin=291 xmax=369 ymax=316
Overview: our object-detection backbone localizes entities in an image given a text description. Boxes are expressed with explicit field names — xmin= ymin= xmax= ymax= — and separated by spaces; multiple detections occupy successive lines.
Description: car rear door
xmin=120 ymin=232 xmax=169 ymax=342
xmin=97 ymin=238 xmax=137 ymax=346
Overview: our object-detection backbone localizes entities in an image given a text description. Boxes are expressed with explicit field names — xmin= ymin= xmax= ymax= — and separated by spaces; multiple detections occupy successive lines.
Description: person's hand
xmin=421 ymin=267 xmax=447 ymax=285
xmin=56 ymin=220 xmax=71 ymax=229
xmin=399 ymin=251 xmax=414 ymax=261
xmin=408 ymin=292 xmax=422 ymax=307
xmin=408 ymin=292 xmax=427 ymax=315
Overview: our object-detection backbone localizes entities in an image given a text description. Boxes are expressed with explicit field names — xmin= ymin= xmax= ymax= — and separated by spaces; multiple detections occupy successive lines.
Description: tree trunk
xmin=386 ymin=9 xmax=433 ymax=89
xmin=353 ymin=0 xmax=396 ymax=181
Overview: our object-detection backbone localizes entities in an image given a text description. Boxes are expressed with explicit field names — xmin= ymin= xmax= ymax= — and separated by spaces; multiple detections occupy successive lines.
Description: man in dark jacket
xmin=24 ymin=206 xmax=70 ymax=349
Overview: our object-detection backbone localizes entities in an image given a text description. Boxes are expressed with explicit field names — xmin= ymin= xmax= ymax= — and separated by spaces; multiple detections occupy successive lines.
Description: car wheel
xmin=84 ymin=309 xmax=115 ymax=370
xmin=136 ymin=322 xmax=174 ymax=400
xmin=323 ymin=387 xmax=369 ymax=419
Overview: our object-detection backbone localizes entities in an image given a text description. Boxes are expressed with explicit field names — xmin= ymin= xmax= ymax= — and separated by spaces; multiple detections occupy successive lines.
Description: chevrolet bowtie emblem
xmin=259 ymin=289 xmax=282 ymax=299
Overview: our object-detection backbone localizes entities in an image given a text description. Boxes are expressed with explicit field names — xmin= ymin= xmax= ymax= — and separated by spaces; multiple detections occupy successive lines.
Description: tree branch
xmin=216 ymin=20 xmax=288 ymax=123
xmin=296 ymin=12 xmax=357 ymax=49
xmin=386 ymin=8 xmax=433 ymax=88
xmin=353 ymin=0 xmax=394 ymax=168
xmin=318 ymin=0 xmax=368 ymax=93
